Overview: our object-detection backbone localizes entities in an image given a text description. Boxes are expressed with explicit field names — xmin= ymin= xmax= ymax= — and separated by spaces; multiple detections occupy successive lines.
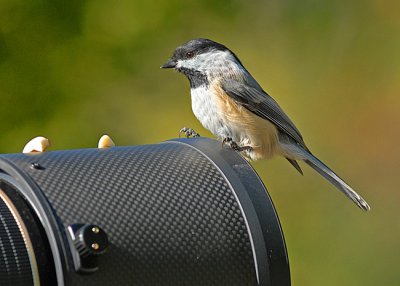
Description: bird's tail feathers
xmin=301 ymin=151 xmax=370 ymax=211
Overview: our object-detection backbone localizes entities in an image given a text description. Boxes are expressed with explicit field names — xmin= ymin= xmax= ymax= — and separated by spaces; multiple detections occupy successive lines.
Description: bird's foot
xmin=222 ymin=137 xmax=253 ymax=152
xmin=179 ymin=127 xmax=200 ymax=138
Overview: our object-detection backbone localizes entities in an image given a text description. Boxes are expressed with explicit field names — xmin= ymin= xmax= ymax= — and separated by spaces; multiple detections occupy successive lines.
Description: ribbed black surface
xmin=0 ymin=191 xmax=33 ymax=286
xmin=3 ymin=143 xmax=257 ymax=285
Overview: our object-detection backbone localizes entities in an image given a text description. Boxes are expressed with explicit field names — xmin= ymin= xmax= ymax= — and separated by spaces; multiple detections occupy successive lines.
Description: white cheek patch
xmin=178 ymin=50 xmax=233 ymax=71
xmin=197 ymin=51 xmax=230 ymax=68
xmin=177 ymin=58 xmax=197 ymax=70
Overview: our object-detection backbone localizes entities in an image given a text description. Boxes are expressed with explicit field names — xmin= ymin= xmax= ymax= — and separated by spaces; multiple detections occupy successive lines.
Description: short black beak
xmin=160 ymin=59 xmax=176 ymax=69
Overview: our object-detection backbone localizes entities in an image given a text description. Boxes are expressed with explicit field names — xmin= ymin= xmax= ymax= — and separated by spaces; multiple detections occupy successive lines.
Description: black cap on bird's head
xmin=161 ymin=38 xmax=230 ymax=69
xmin=161 ymin=38 xmax=244 ymax=70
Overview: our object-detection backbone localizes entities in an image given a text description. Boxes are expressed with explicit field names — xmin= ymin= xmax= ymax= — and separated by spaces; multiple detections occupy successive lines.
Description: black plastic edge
xmin=0 ymin=157 xmax=69 ymax=286
xmin=0 ymin=181 xmax=57 ymax=285
xmin=167 ymin=137 xmax=290 ymax=286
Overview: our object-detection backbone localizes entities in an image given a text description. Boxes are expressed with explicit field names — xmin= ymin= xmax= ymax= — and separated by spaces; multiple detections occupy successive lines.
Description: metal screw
xmin=91 ymin=243 xmax=100 ymax=250
xmin=92 ymin=227 xmax=100 ymax=234
xmin=31 ymin=163 xmax=44 ymax=170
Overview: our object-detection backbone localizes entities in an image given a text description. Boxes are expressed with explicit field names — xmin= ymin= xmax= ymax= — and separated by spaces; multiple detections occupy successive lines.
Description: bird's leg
xmin=222 ymin=137 xmax=253 ymax=152
xmin=179 ymin=127 xmax=200 ymax=138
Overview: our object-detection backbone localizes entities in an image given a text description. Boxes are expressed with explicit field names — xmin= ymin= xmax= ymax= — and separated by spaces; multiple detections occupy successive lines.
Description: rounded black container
xmin=0 ymin=138 xmax=290 ymax=286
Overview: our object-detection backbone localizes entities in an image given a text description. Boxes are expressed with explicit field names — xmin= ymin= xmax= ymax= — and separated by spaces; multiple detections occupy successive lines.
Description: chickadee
xmin=161 ymin=38 xmax=370 ymax=211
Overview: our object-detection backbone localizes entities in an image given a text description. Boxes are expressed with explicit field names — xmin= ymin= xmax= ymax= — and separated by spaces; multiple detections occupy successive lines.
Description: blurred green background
xmin=1 ymin=0 xmax=399 ymax=285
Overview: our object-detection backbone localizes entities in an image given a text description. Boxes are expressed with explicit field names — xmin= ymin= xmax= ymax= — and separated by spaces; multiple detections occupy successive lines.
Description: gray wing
xmin=221 ymin=79 xmax=308 ymax=149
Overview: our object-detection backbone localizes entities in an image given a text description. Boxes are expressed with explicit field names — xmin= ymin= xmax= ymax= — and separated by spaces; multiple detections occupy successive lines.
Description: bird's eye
xmin=185 ymin=51 xmax=194 ymax=59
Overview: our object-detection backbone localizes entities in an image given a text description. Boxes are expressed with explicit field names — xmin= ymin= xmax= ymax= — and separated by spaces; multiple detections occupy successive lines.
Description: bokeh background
xmin=1 ymin=0 xmax=399 ymax=285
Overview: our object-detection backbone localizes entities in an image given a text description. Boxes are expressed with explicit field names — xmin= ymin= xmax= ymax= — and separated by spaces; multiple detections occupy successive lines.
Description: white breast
xmin=190 ymin=85 xmax=280 ymax=161
xmin=190 ymin=86 xmax=231 ymax=138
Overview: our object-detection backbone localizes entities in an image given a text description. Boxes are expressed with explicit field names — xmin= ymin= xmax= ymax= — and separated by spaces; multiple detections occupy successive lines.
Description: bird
xmin=161 ymin=38 xmax=370 ymax=211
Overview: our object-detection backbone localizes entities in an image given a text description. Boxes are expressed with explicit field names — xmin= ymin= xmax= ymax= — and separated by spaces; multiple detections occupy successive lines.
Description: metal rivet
xmin=91 ymin=243 xmax=100 ymax=250
xmin=92 ymin=227 xmax=100 ymax=234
